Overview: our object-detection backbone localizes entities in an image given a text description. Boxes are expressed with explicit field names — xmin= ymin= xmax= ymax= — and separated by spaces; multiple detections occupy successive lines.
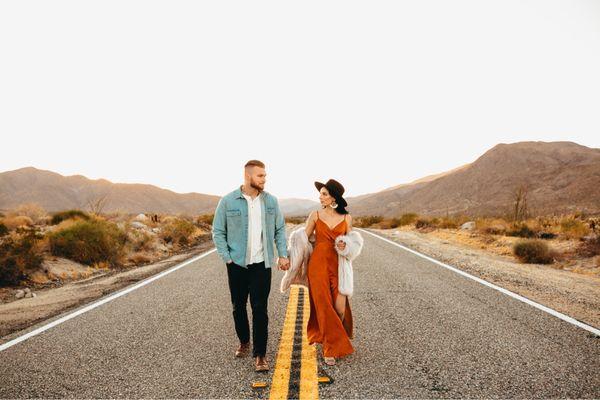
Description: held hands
xmin=336 ymin=240 xmax=346 ymax=251
xmin=278 ymin=257 xmax=290 ymax=271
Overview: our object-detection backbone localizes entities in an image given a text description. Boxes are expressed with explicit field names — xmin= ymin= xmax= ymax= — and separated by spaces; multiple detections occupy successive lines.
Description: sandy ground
xmin=0 ymin=241 xmax=214 ymax=340
xmin=370 ymin=227 xmax=600 ymax=330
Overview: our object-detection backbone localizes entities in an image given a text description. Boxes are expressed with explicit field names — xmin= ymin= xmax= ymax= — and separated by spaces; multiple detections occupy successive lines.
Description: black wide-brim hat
xmin=314 ymin=179 xmax=348 ymax=208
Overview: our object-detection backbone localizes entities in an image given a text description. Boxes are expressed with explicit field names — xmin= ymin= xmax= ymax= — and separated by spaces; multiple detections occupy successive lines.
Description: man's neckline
xmin=240 ymin=185 xmax=261 ymax=200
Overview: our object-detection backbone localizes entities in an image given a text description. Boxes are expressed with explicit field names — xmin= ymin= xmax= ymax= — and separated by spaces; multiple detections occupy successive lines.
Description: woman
xmin=304 ymin=178 xmax=354 ymax=366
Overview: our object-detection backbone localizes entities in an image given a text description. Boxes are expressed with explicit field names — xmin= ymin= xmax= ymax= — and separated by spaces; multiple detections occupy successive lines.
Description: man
xmin=212 ymin=159 xmax=290 ymax=372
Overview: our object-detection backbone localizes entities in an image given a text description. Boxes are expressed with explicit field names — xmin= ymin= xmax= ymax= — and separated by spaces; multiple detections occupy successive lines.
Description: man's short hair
xmin=245 ymin=160 xmax=265 ymax=170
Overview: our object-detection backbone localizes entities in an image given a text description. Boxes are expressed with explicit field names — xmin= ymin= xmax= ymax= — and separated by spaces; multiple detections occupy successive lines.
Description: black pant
xmin=226 ymin=261 xmax=271 ymax=357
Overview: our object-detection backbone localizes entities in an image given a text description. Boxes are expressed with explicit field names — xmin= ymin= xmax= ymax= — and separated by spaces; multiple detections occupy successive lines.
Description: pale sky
xmin=1 ymin=1 xmax=599 ymax=200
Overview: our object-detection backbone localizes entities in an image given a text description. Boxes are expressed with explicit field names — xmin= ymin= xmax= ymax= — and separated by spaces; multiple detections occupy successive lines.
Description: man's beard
xmin=250 ymin=179 xmax=264 ymax=193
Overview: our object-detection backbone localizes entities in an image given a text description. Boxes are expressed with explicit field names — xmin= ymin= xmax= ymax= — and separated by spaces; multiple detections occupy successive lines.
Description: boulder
xmin=461 ymin=221 xmax=476 ymax=231
xmin=134 ymin=213 xmax=149 ymax=222
xmin=130 ymin=221 xmax=148 ymax=230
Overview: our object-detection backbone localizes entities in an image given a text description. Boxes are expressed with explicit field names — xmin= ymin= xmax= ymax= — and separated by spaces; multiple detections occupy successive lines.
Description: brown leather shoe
xmin=255 ymin=356 xmax=269 ymax=372
xmin=235 ymin=342 xmax=250 ymax=358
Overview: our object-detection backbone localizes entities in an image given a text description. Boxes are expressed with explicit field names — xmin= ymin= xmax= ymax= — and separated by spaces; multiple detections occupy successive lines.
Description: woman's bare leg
xmin=335 ymin=294 xmax=346 ymax=320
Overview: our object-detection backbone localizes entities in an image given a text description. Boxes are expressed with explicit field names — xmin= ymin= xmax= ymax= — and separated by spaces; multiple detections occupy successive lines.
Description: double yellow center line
xmin=269 ymin=284 xmax=319 ymax=399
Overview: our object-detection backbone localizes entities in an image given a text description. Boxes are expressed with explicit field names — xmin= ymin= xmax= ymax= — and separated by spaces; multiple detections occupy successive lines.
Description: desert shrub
xmin=560 ymin=218 xmax=590 ymax=239
xmin=2 ymin=215 xmax=34 ymax=230
xmin=127 ymin=230 xmax=155 ymax=252
xmin=393 ymin=213 xmax=419 ymax=227
xmin=476 ymin=218 xmax=510 ymax=235
xmin=285 ymin=216 xmax=306 ymax=225
xmin=438 ymin=217 xmax=460 ymax=229
xmin=513 ymin=239 xmax=554 ymax=264
xmin=415 ymin=218 xmax=433 ymax=229
xmin=355 ymin=216 xmax=383 ymax=228
xmin=577 ymin=236 xmax=600 ymax=258
xmin=0 ymin=229 xmax=45 ymax=286
xmin=373 ymin=219 xmax=396 ymax=229
xmin=48 ymin=218 xmax=127 ymax=266
xmin=507 ymin=223 xmax=537 ymax=238
xmin=50 ymin=210 xmax=91 ymax=225
xmin=0 ymin=222 xmax=8 ymax=237
xmin=9 ymin=203 xmax=47 ymax=224
xmin=160 ymin=218 xmax=196 ymax=247
xmin=196 ymin=214 xmax=214 ymax=226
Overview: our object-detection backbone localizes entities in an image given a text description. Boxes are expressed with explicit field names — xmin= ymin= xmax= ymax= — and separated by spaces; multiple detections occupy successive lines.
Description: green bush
xmin=160 ymin=218 xmax=196 ymax=246
xmin=48 ymin=218 xmax=126 ymax=266
xmin=50 ymin=210 xmax=90 ymax=225
xmin=0 ymin=229 xmax=45 ymax=286
xmin=513 ymin=239 xmax=554 ymax=264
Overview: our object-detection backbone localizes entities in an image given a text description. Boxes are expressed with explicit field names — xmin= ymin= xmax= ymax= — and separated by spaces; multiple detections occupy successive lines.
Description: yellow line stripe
xmin=299 ymin=286 xmax=319 ymax=399
xmin=269 ymin=285 xmax=299 ymax=400
xmin=269 ymin=284 xmax=319 ymax=400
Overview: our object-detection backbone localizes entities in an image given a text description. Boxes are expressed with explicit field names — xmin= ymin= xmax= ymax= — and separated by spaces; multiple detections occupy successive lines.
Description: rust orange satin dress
xmin=306 ymin=212 xmax=354 ymax=358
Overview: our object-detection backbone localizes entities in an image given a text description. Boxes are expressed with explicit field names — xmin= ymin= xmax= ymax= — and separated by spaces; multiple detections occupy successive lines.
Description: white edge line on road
xmin=0 ymin=248 xmax=217 ymax=352
xmin=359 ymin=228 xmax=600 ymax=337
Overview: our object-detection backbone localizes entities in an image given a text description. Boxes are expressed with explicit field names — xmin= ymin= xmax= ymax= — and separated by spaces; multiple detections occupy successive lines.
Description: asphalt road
xmin=1 ymin=229 xmax=599 ymax=399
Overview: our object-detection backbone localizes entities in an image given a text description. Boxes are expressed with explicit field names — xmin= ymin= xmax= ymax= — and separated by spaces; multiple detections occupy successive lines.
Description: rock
xmin=152 ymin=227 xmax=161 ymax=233
xmin=24 ymin=288 xmax=31 ymax=293
xmin=461 ymin=222 xmax=476 ymax=230
xmin=15 ymin=290 xmax=25 ymax=299
xmin=32 ymin=293 xmax=37 ymax=298
xmin=130 ymin=221 xmax=148 ymax=230
xmin=25 ymin=292 xmax=33 ymax=298
xmin=134 ymin=213 xmax=149 ymax=222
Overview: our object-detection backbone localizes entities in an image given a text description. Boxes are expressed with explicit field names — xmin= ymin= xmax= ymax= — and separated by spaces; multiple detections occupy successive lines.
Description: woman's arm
xmin=346 ymin=214 xmax=353 ymax=234
xmin=305 ymin=210 xmax=317 ymax=237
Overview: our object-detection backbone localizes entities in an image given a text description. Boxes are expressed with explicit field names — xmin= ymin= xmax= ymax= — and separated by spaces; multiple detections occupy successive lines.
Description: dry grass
xmin=560 ymin=218 xmax=590 ymax=239
xmin=7 ymin=203 xmax=47 ymax=224
xmin=2 ymin=215 xmax=34 ymax=230
xmin=127 ymin=252 xmax=152 ymax=266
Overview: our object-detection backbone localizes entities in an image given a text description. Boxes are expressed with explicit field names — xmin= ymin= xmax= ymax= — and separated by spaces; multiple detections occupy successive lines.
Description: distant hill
xmin=347 ymin=141 xmax=600 ymax=217
xmin=0 ymin=167 xmax=220 ymax=215
xmin=279 ymin=198 xmax=320 ymax=217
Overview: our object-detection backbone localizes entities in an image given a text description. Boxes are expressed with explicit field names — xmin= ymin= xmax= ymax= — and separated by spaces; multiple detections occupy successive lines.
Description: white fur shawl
xmin=280 ymin=227 xmax=364 ymax=297
xmin=279 ymin=227 xmax=313 ymax=293
xmin=334 ymin=230 xmax=364 ymax=297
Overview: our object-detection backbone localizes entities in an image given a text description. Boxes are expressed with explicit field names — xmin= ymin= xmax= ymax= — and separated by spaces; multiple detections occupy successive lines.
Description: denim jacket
xmin=212 ymin=186 xmax=288 ymax=269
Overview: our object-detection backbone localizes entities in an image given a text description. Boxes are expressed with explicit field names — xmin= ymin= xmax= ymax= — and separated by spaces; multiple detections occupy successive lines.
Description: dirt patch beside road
xmin=0 ymin=241 xmax=214 ymax=341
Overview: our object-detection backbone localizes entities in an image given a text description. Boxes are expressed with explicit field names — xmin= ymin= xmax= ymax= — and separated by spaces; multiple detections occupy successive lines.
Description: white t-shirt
xmin=241 ymin=191 xmax=264 ymax=265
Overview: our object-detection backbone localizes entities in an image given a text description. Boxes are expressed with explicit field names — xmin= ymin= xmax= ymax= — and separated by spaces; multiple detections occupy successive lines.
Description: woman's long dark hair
xmin=333 ymin=195 xmax=349 ymax=215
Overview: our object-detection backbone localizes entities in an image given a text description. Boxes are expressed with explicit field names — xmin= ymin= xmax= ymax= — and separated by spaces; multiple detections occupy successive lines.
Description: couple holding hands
xmin=212 ymin=160 xmax=363 ymax=372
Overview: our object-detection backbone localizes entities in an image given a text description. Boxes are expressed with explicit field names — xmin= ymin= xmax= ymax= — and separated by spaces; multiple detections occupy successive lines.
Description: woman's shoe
xmin=324 ymin=356 xmax=336 ymax=366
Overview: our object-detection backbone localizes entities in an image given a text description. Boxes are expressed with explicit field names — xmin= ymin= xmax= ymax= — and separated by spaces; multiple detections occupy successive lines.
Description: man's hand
xmin=336 ymin=240 xmax=346 ymax=251
xmin=278 ymin=257 xmax=290 ymax=271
